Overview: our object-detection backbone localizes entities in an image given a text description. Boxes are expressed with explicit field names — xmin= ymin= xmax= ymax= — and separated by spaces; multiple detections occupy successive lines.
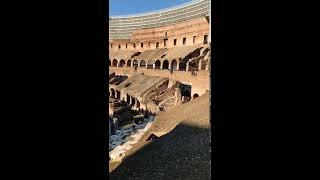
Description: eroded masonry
xmin=108 ymin=0 xmax=211 ymax=172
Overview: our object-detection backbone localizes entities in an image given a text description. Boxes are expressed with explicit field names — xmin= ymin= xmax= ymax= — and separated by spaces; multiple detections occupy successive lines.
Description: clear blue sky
xmin=109 ymin=0 xmax=193 ymax=16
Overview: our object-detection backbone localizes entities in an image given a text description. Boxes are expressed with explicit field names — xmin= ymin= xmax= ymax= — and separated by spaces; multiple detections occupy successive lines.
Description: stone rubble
xmin=109 ymin=115 xmax=155 ymax=162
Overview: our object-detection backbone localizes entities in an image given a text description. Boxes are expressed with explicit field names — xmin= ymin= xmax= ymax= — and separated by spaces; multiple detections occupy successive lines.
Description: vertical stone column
xmin=186 ymin=61 xmax=190 ymax=71
xmin=176 ymin=60 xmax=180 ymax=70
xmin=160 ymin=61 xmax=163 ymax=70
xmin=117 ymin=61 xmax=120 ymax=67
xmin=126 ymin=94 xmax=130 ymax=104
xmin=168 ymin=61 xmax=172 ymax=70
xmin=131 ymin=61 xmax=134 ymax=67
xmin=129 ymin=96 xmax=133 ymax=106
xmin=134 ymin=98 xmax=138 ymax=110
xmin=153 ymin=63 xmax=155 ymax=69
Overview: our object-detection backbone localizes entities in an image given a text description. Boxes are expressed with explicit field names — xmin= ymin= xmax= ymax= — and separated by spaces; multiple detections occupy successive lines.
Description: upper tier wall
xmin=109 ymin=17 xmax=209 ymax=51
xmin=109 ymin=0 xmax=210 ymax=40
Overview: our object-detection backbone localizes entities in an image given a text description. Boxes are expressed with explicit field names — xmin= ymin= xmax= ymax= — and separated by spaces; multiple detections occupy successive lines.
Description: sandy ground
xmin=109 ymin=93 xmax=211 ymax=179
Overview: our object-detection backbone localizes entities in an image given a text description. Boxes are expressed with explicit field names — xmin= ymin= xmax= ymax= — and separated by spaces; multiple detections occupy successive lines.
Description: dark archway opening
xmin=162 ymin=60 xmax=169 ymax=69
xmin=119 ymin=60 xmax=125 ymax=67
xmin=171 ymin=59 xmax=177 ymax=70
xmin=140 ymin=60 xmax=146 ymax=68
xmin=127 ymin=60 xmax=132 ymax=67
xmin=155 ymin=60 xmax=161 ymax=69
xmin=112 ymin=59 xmax=118 ymax=67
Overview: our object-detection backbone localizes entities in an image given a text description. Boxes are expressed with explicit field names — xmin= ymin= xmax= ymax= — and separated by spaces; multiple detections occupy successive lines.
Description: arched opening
xmin=147 ymin=60 xmax=154 ymax=69
xmin=126 ymin=94 xmax=130 ymax=103
xmin=155 ymin=60 xmax=161 ymax=69
xmin=116 ymin=90 xmax=120 ymax=99
xmin=112 ymin=59 xmax=118 ymax=67
xmin=136 ymin=100 xmax=140 ymax=109
xmin=193 ymin=93 xmax=199 ymax=99
xmin=140 ymin=60 xmax=146 ymax=68
xmin=127 ymin=59 xmax=132 ymax=67
xmin=204 ymin=34 xmax=208 ymax=44
xmin=131 ymin=97 xmax=135 ymax=106
xmin=171 ymin=59 xmax=177 ymax=70
xmin=110 ymin=89 xmax=115 ymax=98
xmin=133 ymin=60 xmax=138 ymax=67
xmin=119 ymin=59 xmax=125 ymax=67
xmin=162 ymin=60 xmax=169 ymax=69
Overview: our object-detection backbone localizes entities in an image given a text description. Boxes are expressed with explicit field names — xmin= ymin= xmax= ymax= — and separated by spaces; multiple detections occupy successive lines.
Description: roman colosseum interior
xmin=109 ymin=0 xmax=211 ymax=178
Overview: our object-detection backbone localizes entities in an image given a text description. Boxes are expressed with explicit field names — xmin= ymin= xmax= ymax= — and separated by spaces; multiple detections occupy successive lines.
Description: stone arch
xmin=112 ymin=59 xmax=118 ymax=67
xmin=155 ymin=60 xmax=161 ymax=69
xmin=133 ymin=60 xmax=138 ymax=67
xmin=171 ymin=59 xmax=177 ymax=70
xmin=116 ymin=90 xmax=120 ymax=99
xmin=147 ymin=60 xmax=154 ymax=69
xmin=140 ymin=60 xmax=146 ymax=68
xmin=162 ymin=60 xmax=169 ymax=69
xmin=127 ymin=59 xmax=132 ymax=67
xmin=193 ymin=93 xmax=199 ymax=99
xmin=119 ymin=59 xmax=125 ymax=67
xmin=110 ymin=89 xmax=115 ymax=98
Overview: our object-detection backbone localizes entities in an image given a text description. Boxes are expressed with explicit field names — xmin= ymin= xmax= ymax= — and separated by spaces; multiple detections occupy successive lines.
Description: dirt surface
xmin=109 ymin=93 xmax=211 ymax=179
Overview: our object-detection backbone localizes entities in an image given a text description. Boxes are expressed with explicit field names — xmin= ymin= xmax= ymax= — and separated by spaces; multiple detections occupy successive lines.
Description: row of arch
xmin=109 ymin=58 xmax=208 ymax=71
xmin=109 ymin=59 xmax=179 ymax=70
xmin=109 ymin=88 xmax=141 ymax=110
xmin=109 ymin=87 xmax=200 ymax=115
xmin=110 ymin=87 xmax=200 ymax=110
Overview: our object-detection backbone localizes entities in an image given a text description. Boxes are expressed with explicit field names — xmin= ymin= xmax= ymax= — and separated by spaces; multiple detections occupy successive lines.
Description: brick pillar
xmin=176 ymin=60 xmax=180 ymax=70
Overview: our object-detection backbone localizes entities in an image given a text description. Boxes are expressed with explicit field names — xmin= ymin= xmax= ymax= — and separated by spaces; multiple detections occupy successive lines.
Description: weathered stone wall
xmin=110 ymin=67 xmax=210 ymax=97
xmin=109 ymin=17 xmax=209 ymax=52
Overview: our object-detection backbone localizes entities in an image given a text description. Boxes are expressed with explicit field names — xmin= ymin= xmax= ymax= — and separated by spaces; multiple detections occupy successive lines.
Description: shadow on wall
xmin=109 ymin=122 xmax=212 ymax=180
